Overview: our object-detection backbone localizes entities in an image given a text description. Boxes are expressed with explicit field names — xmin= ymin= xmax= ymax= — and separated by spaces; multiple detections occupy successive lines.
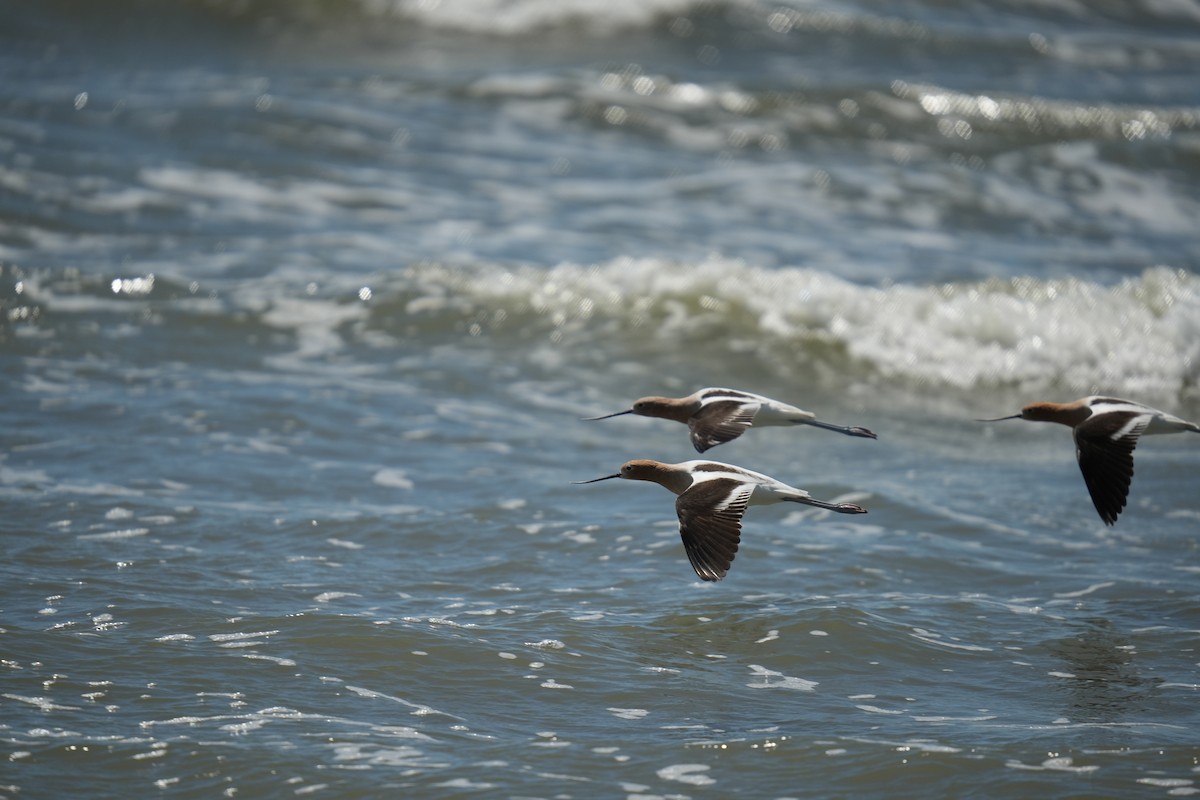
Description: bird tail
xmin=800 ymin=419 xmax=878 ymax=439
xmin=786 ymin=495 xmax=867 ymax=514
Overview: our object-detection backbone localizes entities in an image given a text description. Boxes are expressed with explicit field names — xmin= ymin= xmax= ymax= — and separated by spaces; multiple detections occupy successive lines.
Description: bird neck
xmin=636 ymin=398 xmax=698 ymax=424
xmin=638 ymin=464 xmax=694 ymax=494
xmin=1023 ymin=401 xmax=1090 ymax=427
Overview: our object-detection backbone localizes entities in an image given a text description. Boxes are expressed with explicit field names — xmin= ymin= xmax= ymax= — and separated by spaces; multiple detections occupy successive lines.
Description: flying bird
xmin=584 ymin=388 xmax=876 ymax=452
xmin=575 ymin=458 xmax=867 ymax=581
xmin=980 ymin=396 xmax=1199 ymax=525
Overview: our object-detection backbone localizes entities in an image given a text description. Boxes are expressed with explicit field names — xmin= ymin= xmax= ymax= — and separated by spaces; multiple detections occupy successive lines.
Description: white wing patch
xmin=699 ymin=388 xmax=762 ymax=404
xmin=1109 ymin=413 xmax=1151 ymax=442
xmin=687 ymin=468 xmax=752 ymax=501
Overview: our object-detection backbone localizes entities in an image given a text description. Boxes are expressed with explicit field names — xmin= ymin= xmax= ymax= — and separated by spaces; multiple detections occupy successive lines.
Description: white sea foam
xmin=76 ymin=528 xmax=149 ymax=541
xmin=1052 ymin=581 xmax=1115 ymax=599
xmin=2 ymin=693 xmax=80 ymax=712
xmin=909 ymin=629 xmax=992 ymax=652
xmin=372 ymin=468 xmax=414 ymax=490
xmin=401 ymin=259 xmax=1200 ymax=400
xmin=326 ymin=538 xmax=365 ymax=550
xmin=608 ymin=707 xmax=650 ymax=720
xmin=746 ymin=664 xmax=818 ymax=691
xmin=525 ymin=639 xmax=566 ymax=650
xmin=242 ymin=654 xmax=298 ymax=667
xmin=260 ymin=296 xmax=369 ymax=369
xmin=343 ymin=685 xmax=459 ymax=720
xmin=351 ymin=0 xmax=717 ymax=35
xmin=657 ymin=763 xmax=715 ymax=786
xmin=1005 ymin=756 xmax=1099 ymax=773
xmin=315 ymin=591 xmax=362 ymax=603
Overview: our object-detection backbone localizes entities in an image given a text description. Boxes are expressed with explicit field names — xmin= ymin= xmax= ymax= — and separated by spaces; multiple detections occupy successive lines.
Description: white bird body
xmin=665 ymin=459 xmax=827 ymax=506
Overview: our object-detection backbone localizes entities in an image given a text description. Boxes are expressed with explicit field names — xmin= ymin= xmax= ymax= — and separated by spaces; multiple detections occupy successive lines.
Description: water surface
xmin=2 ymin=1 xmax=1199 ymax=797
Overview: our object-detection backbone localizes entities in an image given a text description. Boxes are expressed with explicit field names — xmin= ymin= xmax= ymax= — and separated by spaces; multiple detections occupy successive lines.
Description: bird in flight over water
xmin=584 ymin=388 xmax=876 ymax=453
xmin=980 ymin=396 xmax=1199 ymax=525
xmin=575 ymin=458 xmax=867 ymax=581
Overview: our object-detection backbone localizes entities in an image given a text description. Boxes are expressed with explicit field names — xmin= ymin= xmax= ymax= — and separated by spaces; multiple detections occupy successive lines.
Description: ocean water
xmin=2 ymin=0 xmax=1200 ymax=797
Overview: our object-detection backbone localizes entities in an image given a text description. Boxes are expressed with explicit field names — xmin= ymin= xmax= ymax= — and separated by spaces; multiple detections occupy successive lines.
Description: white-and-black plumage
xmin=585 ymin=388 xmax=876 ymax=452
xmin=983 ymin=396 xmax=1200 ymax=525
xmin=576 ymin=459 xmax=868 ymax=581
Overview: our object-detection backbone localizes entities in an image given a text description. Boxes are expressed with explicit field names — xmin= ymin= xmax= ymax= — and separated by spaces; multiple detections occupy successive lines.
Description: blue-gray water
xmin=2 ymin=1 xmax=1200 ymax=797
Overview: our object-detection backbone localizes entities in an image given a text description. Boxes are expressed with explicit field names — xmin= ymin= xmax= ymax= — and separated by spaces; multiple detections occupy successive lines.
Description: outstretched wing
xmin=675 ymin=479 xmax=752 ymax=581
xmin=688 ymin=400 xmax=759 ymax=453
xmin=1074 ymin=412 xmax=1148 ymax=526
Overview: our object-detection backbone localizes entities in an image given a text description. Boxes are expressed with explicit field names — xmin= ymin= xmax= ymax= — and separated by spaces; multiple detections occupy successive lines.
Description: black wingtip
xmin=1088 ymin=492 xmax=1125 ymax=526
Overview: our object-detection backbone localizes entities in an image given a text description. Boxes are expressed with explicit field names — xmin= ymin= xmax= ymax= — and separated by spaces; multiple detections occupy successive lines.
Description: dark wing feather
xmin=675 ymin=481 xmax=751 ymax=581
xmin=1074 ymin=413 xmax=1147 ymax=526
xmin=688 ymin=400 xmax=759 ymax=453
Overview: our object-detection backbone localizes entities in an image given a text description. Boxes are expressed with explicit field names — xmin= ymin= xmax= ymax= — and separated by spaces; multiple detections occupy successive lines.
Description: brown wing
xmin=675 ymin=480 xmax=752 ymax=581
xmin=688 ymin=400 xmax=759 ymax=453
xmin=1074 ymin=413 xmax=1148 ymax=526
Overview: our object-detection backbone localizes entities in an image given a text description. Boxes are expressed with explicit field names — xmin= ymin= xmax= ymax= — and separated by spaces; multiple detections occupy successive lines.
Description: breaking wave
xmin=388 ymin=259 xmax=1200 ymax=399
xmin=8 ymin=258 xmax=1199 ymax=404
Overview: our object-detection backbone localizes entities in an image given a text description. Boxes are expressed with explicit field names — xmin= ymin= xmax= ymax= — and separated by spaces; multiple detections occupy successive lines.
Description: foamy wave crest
xmin=347 ymin=0 xmax=714 ymax=35
xmin=397 ymin=258 xmax=1200 ymax=399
